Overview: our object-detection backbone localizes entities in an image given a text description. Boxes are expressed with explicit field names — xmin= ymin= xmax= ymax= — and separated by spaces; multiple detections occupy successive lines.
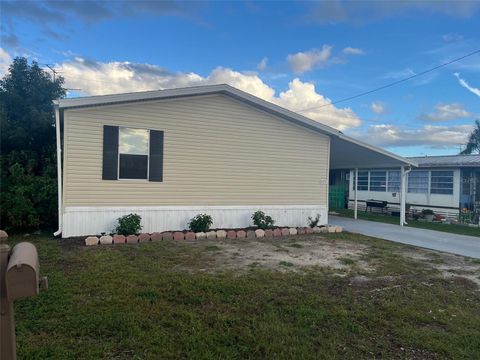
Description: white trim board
xmin=62 ymin=205 xmax=328 ymax=238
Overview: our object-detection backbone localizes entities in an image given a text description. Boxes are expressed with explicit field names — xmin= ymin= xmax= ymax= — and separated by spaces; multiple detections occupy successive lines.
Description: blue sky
xmin=1 ymin=0 xmax=479 ymax=156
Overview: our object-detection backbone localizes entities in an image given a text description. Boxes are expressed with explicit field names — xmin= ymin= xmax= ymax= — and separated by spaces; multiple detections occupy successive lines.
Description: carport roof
xmin=54 ymin=84 xmax=415 ymax=169
xmin=407 ymin=154 xmax=480 ymax=168
xmin=329 ymin=136 xmax=416 ymax=169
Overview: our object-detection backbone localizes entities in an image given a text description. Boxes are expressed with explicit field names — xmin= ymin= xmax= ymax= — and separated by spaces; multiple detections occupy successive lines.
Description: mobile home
xmin=53 ymin=84 xmax=414 ymax=237
xmin=344 ymin=155 xmax=480 ymax=219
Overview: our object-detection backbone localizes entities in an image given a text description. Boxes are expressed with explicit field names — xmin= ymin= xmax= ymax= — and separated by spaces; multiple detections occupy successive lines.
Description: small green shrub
xmin=114 ymin=213 xmax=142 ymax=235
xmin=307 ymin=214 xmax=321 ymax=228
xmin=189 ymin=214 xmax=213 ymax=233
xmin=252 ymin=210 xmax=275 ymax=230
xmin=422 ymin=209 xmax=435 ymax=216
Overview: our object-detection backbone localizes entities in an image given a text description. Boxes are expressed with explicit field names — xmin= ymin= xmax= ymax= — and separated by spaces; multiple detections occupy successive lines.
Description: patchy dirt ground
xmin=206 ymin=236 xmax=372 ymax=273
xmin=400 ymin=247 xmax=480 ymax=286
xmin=178 ymin=233 xmax=480 ymax=287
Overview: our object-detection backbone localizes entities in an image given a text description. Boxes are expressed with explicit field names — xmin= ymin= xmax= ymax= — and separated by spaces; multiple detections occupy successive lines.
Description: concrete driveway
xmin=330 ymin=215 xmax=480 ymax=259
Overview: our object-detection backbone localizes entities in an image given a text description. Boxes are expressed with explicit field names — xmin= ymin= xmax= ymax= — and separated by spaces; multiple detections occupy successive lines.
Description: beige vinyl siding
xmin=63 ymin=94 xmax=330 ymax=207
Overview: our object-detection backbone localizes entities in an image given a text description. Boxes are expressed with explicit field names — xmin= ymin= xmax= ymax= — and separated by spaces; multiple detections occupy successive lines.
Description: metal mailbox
xmin=5 ymin=242 xmax=40 ymax=301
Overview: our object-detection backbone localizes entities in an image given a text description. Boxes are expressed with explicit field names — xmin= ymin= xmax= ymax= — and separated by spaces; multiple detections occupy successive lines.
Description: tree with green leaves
xmin=461 ymin=120 xmax=480 ymax=155
xmin=0 ymin=57 xmax=65 ymax=231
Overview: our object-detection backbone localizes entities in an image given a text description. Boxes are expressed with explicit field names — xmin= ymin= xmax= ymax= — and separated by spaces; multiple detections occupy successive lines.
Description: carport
xmin=329 ymin=134 xmax=417 ymax=226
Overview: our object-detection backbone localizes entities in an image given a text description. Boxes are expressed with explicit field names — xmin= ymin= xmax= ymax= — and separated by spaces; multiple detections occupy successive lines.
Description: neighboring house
xmin=53 ymin=84 xmax=413 ymax=237
xmin=343 ymin=154 xmax=480 ymax=219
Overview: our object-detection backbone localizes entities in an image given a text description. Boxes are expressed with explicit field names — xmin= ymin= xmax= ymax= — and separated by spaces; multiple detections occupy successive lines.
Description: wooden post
xmin=0 ymin=240 xmax=15 ymax=360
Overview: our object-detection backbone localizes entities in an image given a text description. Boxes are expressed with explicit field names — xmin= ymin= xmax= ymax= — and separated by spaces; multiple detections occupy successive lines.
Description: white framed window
xmin=118 ymin=127 xmax=150 ymax=180
xmin=370 ymin=170 xmax=387 ymax=192
xmin=430 ymin=170 xmax=453 ymax=195
xmin=408 ymin=171 xmax=429 ymax=193
xmin=355 ymin=171 xmax=369 ymax=190
xmin=387 ymin=170 xmax=400 ymax=192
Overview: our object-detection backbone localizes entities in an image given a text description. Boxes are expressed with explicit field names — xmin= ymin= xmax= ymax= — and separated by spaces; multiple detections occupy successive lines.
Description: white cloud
xmin=349 ymin=124 xmax=473 ymax=148
xmin=371 ymin=101 xmax=386 ymax=115
xmin=273 ymin=79 xmax=361 ymax=130
xmin=286 ymin=45 xmax=332 ymax=74
xmin=0 ymin=48 xmax=13 ymax=77
xmin=343 ymin=47 xmax=365 ymax=55
xmin=257 ymin=57 xmax=268 ymax=71
xmin=454 ymin=72 xmax=480 ymax=97
xmin=56 ymin=55 xmax=361 ymax=130
xmin=420 ymin=103 xmax=473 ymax=121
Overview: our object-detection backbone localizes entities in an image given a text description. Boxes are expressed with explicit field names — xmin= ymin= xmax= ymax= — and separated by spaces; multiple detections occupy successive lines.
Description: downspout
xmin=53 ymin=104 xmax=62 ymax=237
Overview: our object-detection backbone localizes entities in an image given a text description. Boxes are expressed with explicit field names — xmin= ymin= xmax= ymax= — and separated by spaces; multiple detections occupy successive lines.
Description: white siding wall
xmin=63 ymin=205 xmax=328 ymax=237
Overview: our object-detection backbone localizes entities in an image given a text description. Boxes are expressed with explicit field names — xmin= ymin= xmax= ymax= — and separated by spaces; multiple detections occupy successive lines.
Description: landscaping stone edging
xmin=85 ymin=225 xmax=343 ymax=246
xmin=99 ymin=235 xmax=113 ymax=245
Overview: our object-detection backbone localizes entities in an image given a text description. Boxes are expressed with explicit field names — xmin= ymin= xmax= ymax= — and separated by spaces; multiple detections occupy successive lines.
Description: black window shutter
xmin=102 ymin=125 xmax=119 ymax=180
xmin=149 ymin=130 xmax=164 ymax=182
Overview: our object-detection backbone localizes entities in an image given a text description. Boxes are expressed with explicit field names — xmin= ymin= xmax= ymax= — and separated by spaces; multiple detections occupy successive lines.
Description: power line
xmin=297 ymin=48 xmax=480 ymax=113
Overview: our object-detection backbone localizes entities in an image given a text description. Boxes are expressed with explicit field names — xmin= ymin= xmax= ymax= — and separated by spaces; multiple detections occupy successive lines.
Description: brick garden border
xmin=85 ymin=225 xmax=343 ymax=246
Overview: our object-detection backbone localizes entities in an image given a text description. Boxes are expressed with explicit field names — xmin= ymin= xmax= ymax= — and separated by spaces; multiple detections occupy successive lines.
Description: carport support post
xmin=354 ymin=168 xmax=358 ymax=219
xmin=400 ymin=166 xmax=406 ymax=226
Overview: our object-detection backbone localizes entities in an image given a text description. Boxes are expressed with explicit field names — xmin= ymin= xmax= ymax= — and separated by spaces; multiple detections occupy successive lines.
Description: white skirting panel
xmin=62 ymin=205 xmax=328 ymax=238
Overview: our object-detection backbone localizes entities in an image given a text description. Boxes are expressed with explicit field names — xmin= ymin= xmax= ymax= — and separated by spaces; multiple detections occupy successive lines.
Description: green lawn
xmin=9 ymin=233 xmax=480 ymax=359
xmin=333 ymin=208 xmax=480 ymax=237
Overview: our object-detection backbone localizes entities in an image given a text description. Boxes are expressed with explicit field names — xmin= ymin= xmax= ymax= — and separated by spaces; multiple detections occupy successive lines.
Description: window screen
xmin=119 ymin=154 xmax=148 ymax=179
xmin=430 ymin=170 xmax=453 ymax=195
xmin=408 ymin=171 xmax=429 ymax=193
xmin=355 ymin=171 xmax=369 ymax=191
xmin=370 ymin=171 xmax=387 ymax=192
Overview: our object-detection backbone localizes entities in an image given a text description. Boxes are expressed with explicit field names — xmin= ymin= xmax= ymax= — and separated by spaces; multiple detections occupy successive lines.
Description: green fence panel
xmin=329 ymin=185 xmax=346 ymax=209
